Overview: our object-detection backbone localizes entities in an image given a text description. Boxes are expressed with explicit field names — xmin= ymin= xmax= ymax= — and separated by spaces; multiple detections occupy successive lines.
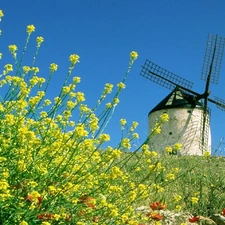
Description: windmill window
xmin=169 ymin=132 xmax=172 ymax=135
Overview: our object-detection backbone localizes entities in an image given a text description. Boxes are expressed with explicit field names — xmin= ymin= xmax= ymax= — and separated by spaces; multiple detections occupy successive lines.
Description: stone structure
xmin=148 ymin=87 xmax=211 ymax=155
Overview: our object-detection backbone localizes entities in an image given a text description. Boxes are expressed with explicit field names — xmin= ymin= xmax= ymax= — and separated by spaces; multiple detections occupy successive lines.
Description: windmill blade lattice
xmin=141 ymin=59 xmax=193 ymax=90
xmin=201 ymin=34 xmax=225 ymax=84
xmin=213 ymin=96 xmax=225 ymax=111
xmin=200 ymin=108 xmax=210 ymax=153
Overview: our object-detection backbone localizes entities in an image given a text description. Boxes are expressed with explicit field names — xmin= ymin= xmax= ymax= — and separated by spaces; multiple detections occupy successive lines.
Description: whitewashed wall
xmin=148 ymin=108 xmax=211 ymax=155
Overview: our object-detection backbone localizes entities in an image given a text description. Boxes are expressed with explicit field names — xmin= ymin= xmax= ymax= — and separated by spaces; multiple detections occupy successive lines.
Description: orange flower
xmin=150 ymin=202 xmax=167 ymax=210
xmin=146 ymin=212 xmax=163 ymax=221
xmin=37 ymin=213 xmax=54 ymax=220
xmin=222 ymin=208 xmax=225 ymax=215
xmin=93 ymin=216 xmax=98 ymax=222
xmin=78 ymin=195 xmax=95 ymax=209
xmin=188 ymin=216 xmax=200 ymax=223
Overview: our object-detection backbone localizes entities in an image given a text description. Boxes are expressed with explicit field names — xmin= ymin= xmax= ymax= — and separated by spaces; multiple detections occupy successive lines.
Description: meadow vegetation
xmin=0 ymin=10 xmax=225 ymax=225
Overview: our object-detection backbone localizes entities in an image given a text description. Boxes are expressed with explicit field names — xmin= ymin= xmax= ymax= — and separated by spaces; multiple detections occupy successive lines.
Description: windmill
xmin=140 ymin=34 xmax=225 ymax=155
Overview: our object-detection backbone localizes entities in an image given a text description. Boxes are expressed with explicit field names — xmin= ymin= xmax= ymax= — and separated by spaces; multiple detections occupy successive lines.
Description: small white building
xmin=148 ymin=87 xmax=211 ymax=156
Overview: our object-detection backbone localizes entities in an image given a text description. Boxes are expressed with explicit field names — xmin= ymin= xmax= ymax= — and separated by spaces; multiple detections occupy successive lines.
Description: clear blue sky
xmin=1 ymin=0 xmax=225 ymax=154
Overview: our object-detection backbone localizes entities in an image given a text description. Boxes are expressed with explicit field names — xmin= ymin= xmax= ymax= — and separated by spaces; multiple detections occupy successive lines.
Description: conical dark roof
xmin=149 ymin=87 xmax=204 ymax=115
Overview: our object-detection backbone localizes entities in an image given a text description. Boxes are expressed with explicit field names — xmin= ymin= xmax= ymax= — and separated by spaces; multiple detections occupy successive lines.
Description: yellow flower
xmin=76 ymin=92 xmax=85 ymax=102
xmin=106 ymin=102 xmax=112 ymax=108
xmin=23 ymin=66 xmax=31 ymax=74
xmin=173 ymin=195 xmax=182 ymax=202
xmin=17 ymin=160 xmax=27 ymax=171
xmin=54 ymin=97 xmax=62 ymax=104
xmin=41 ymin=222 xmax=51 ymax=225
xmin=165 ymin=146 xmax=173 ymax=153
xmin=104 ymin=83 xmax=113 ymax=94
xmin=150 ymin=151 xmax=158 ymax=157
xmin=191 ymin=197 xmax=199 ymax=204
xmin=172 ymin=167 xmax=179 ymax=173
xmin=142 ymin=144 xmax=149 ymax=151
xmin=131 ymin=121 xmax=138 ymax=130
xmin=112 ymin=97 xmax=119 ymax=106
xmin=0 ymin=157 xmax=7 ymax=162
xmin=120 ymin=118 xmax=127 ymax=126
xmin=0 ymin=180 xmax=9 ymax=190
xmin=67 ymin=100 xmax=75 ymax=109
xmin=121 ymin=138 xmax=131 ymax=149
xmin=74 ymin=124 xmax=88 ymax=137
xmin=109 ymin=209 xmax=119 ymax=217
xmin=133 ymin=133 xmax=139 ymax=139
xmin=173 ymin=143 xmax=182 ymax=151
xmin=54 ymin=214 xmax=60 ymax=221
xmin=111 ymin=149 xmax=122 ymax=158
xmin=73 ymin=76 xmax=81 ymax=84
xmin=0 ymin=10 xmax=4 ymax=21
xmin=49 ymin=63 xmax=58 ymax=73
xmin=176 ymin=205 xmax=182 ymax=211
xmin=69 ymin=54 xmax=80 ymax=65
xmin=27 ymin=181 xmax=38 ymax=188
xmin=152 ymin=126 xmax=161 ymax=134
xmin=0 ymin=53 xmax=2 ymax=59
xmin=8 ymin=45 xmax=18 ymax=53
xmin=36 ymin=36 xmax=44 ymax=46
xmin=62 ymin=86 xmax=70 ymax=94
xmin=153 ymin=183 xmax=164 ymax=192
xmin=19 ymin=221 xmax=28 ymax=225
xmin=99 ymin=133 xmax=110 ymax=142
xmin=160 ymin=113 xmax=169 ymax=122
xmin=166 ymin=173 xmax=175 ymax=180
xmin=117 ymin=82 xmax=126 ymax=90
xmin=203 ymin=151 xmax=211 ymax=157
xmin=27 ymin=24 xmax=35 ymax=34
xmin=32 ymin=67 xmax=39 ymax=74
xmin=4 ymin=64 xmax=13 ymax=72
xmin=130 ymin=51 xmax=138 ymax=60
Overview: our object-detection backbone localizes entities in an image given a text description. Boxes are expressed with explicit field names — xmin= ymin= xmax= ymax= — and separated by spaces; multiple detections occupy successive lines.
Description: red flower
xmin=146 ymin=212 xmax=163 ymax=221
xmin=222 ymin=208 xmax=225 ymax=216
xmin=25 ymin=195 xmax=33 ymax=202
xmin=78 ymin=195 xmax=95 ymax=209
xmin=188 ymin=216 xmax=200 ymax=223
xmin=93 ymin=216 xmax=98 ymax=222
xmin=37 ymin=213 xmax=54 ymax=220
xmin=65 ymin=215 xmax=72 ymax=222
xmin=150 ymin=202 xmax=167 ymax=210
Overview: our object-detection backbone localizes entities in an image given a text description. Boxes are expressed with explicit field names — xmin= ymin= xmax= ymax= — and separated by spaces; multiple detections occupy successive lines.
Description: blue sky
xmin=1 ymin=0 xmax=225 ymax=154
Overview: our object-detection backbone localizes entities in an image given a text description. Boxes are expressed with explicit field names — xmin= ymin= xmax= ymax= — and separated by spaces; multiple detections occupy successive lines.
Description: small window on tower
xmin=169 ymin=132 xmax=172 ymax=135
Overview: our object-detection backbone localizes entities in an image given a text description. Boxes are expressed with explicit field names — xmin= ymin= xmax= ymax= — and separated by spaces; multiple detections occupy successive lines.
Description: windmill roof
xmin=149 ymin=87 xmax=204 ymax=115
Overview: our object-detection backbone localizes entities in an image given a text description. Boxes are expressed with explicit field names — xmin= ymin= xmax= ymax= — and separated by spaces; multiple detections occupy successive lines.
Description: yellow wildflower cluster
xmin=165 ymin=143 xmax=182 ymax=155
xmin=0 ymin=10 xmax=200 ymax=225
xmin=0 ymin=14 xmax=151 ymax=223
xmin=36 ymin=36 xmax=44 ymax=47
xmin=0 ymin=9 xmax=4 ymax=21
xmin=27 ymin=24 xmax=35 ymax=34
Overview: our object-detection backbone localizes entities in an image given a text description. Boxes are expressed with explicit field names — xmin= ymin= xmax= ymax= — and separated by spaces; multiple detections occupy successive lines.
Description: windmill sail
xmin=201 ymin=34 xmax=225 ymax=84
xmin=140 ymin=59 xmax=193 ymax=90
xmin=141 ymin=34 xmax=225 ymax=156
xmin=201 ymin=34 xmax=225 ymax=151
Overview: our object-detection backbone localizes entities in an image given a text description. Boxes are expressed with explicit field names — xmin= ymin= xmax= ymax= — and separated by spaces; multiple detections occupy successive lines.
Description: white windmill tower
xmin=140 ymin=34 xmax=225 ymax=156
